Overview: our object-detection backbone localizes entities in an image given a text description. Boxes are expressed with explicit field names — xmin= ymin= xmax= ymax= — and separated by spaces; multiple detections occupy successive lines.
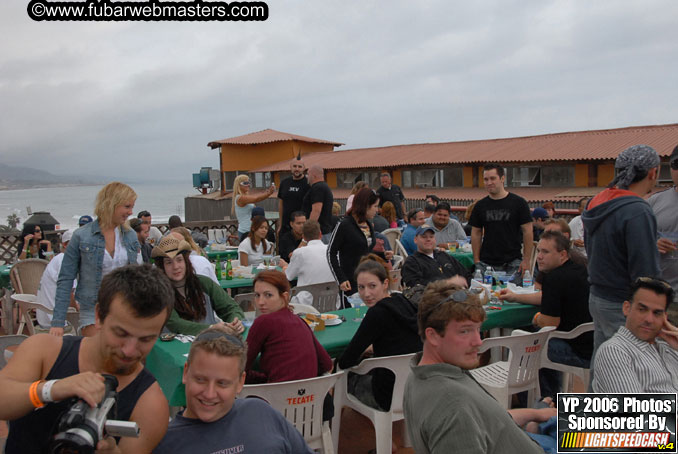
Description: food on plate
xmin=320 ymin=314 xmax=338 ymax=320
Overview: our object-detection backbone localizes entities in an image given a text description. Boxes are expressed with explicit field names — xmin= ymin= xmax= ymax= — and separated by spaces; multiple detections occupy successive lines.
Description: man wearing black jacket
xmin=402 ymin=225 xmax=469 ymax=289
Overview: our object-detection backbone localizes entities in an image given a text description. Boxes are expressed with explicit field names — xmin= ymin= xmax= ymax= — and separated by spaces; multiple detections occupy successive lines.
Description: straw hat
xmin=151 ymin=236 xmax=191 ymax=259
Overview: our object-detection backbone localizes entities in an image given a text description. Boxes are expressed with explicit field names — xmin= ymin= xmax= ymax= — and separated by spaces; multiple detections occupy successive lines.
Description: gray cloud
xmin=1 ymin=0 xmax=677 ymax=181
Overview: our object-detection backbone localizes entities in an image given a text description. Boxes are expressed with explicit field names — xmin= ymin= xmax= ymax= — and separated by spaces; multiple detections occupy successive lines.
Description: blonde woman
xmin=346 ymin=181 xmax=368 ymax=212
xmin=51 ymin=182 xmax=141 ymax=337
xmin=231 ymin=174 xmax=275 ymax=240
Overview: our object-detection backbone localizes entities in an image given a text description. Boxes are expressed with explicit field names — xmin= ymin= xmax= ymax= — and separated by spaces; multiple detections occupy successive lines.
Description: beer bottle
xmin=226 ymin=259 xmax=233 ymax=280
xmin=215 ymin=255 xmax=223 ymax=280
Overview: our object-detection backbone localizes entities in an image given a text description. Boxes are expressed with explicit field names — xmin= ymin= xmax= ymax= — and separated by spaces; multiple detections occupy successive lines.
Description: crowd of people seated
xmin=4 ymin=143 xmax=678 ymax=453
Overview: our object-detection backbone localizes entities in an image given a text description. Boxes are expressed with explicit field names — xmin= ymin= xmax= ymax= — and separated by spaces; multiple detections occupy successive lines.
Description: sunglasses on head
xmin=422 ymin=288 xmax=483 ymax=323
xmin=670 ymin=160 xmax=678 ymax=170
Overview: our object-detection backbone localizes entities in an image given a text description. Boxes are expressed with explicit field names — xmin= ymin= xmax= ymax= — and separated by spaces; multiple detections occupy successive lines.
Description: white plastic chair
xmin=332 ymin=353 xmax=416 ymax=454
xmin=381 ymin=228 xmax=402 ymax=251
xmin=470 ymin=326 xmax=555 ymax=409
xmin=207 ymin=229 xmax=217 ymax=244
xmin=13 ymin=295 xmax=77 ymax=335
xmin=238 ymin=372 xmax=343 ymax=454
xmin=290 ymin=282 xmax=341 ymax=313
xmin=394 ymin=239 xmax=408 ymax=258
xmin=0 ymin=334 xmax=27 ymax=369
xmin=289 ymin=303 xmax=320 ymax=316
xmin=391 ymin=254 xmax=404 ymax=270
xmin=540 ymin=322 xmax=593 ymax=393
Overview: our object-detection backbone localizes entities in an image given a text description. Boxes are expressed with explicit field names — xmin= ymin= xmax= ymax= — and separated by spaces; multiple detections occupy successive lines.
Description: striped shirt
xmin=592 ymin=326 xmax=678 ymax=393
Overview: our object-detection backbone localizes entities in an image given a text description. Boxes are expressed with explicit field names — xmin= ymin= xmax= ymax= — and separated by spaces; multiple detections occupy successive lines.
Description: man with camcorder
xmin=0 ymin=264 xmax=175 ymax=453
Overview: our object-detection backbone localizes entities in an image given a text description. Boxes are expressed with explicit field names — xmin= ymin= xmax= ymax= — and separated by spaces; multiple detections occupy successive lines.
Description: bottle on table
xmin=215 ymin=255 xmax=223 ymax=280
xmin=484 ymin=266 xmax=494 ymax=286
xmin=226 ymin=258 xmax=233 ymax=280
xmin=473 ymin=268 xmax=483 ymax=282
xmin=523 ymin=269 xmax=533 ymax=288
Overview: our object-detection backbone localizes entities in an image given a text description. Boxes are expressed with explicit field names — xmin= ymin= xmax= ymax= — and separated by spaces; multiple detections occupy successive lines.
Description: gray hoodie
xmin=582 ymin=189 xmax=660 ymax=302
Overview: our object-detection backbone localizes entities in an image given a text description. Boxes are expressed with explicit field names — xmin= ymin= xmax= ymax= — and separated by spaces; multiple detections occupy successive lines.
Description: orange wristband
xmin=29 ymin=380 xmax=45 ymax=408
xmin=532 ymin=312 xmax=541 ymax=325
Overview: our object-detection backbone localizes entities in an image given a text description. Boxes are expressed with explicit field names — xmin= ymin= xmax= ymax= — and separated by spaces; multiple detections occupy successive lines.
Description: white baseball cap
xmin=61 ymin=230 xmax=73 ymax=243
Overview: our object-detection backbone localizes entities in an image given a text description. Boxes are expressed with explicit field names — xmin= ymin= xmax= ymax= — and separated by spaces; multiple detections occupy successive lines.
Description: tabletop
xmin=146 ymin=302 xmax=537 ymax=406
xmin=204 ymin=246 xmax=238 ymax=261
xmin=448 ymin=250 xmax=474 ymax=270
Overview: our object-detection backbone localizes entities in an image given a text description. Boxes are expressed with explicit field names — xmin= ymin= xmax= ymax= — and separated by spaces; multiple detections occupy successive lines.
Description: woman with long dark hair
xmin=328 ymin=187 xmax=393 ymax=296
xmin=238 ymin=216 xmax=276 ymax=266
xmin=245 ymin=270 xmax=332 ymax=383
xmin=17 ymin=224 xmax=52 ymax=261
xmin=51 ymin=182 xmax=140 ymax=337
xmin=153 ymin=236 xmax=244 ymax=335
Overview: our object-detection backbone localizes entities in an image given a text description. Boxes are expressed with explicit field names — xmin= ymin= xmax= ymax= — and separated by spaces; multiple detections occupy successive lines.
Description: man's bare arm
xmin=520 ymin=222 xmax=534 ymax=273
xmin=309 ymin=202 xmax=322 ymax=222
xmin=471 ymin=226 xmax=482 ymax=264
xmin=119 ymin=382 xmax=169 ymax=454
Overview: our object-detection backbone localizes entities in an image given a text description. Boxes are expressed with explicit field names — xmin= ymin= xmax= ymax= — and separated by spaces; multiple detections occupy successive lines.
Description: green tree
xmin=6 ymin=214 xmax=20 ymax=229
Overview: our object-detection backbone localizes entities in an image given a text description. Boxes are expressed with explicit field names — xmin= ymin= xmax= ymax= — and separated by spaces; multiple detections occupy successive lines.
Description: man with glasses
xmin=404 ymin=281 xmax=554 ymax=453
xmin=154 ymin=326 xmax=312 ymax=453
xmin=648 ymin=144 xmax=678 ymax=324
xmin=593 ymin=277 xmax=678 ymax=393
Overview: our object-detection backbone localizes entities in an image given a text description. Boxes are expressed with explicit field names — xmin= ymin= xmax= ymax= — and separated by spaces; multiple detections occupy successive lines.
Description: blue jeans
xmin=539 ymin=339 xmax=590 ymax=399
xmin=526 ymin=416 xmax=557 ymax=454
xmin=587 ymin=293 xmax=625 ymax=390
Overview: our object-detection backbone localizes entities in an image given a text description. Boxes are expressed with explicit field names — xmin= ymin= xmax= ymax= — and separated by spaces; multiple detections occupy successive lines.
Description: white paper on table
xmin=506 ymin=282 xmax=538 ymax=294
xmin=470 ymin=279 xmax=491 ymax=304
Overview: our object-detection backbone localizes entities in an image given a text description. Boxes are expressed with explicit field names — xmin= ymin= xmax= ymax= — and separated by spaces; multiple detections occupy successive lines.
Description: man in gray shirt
xmin=648 ymin=144 xmax=678 ymax=324
xmin=404 ymin=280 xmax=555 ymax=454
xmin=154 ymin=326 xmax=312 ymax=454
xmin=424 ymin=202 xmax=466 ymax=248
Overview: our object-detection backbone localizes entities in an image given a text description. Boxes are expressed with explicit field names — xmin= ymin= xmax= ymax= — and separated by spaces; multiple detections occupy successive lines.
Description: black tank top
xmin=6 ymin=336 xmax=157 ymax=454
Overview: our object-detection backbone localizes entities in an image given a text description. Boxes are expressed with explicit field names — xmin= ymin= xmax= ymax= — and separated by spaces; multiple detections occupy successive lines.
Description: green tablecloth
xmin=448 ymin=250 xmax=474 ymax=270
xmin=1 ymin=264 xmax=12 ymax=289
xmin=219 ymin=277 xmax=254 ymax=290
xmin=147 ymin=302 xmax=536 ymax=406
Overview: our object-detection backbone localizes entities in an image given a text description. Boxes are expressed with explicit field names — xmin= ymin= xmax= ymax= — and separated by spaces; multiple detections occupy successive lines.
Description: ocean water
xmin=0 ymin=183 xmax=197 ymax=231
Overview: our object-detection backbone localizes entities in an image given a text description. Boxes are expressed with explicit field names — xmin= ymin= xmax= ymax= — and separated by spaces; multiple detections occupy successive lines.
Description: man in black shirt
xmin=376 ymin=172 xmax=406 ymax=220
xmin=531 ymin=231 xmax=592 ymax=398
xmin=278 ymin=211 xmax=306 ymax=261
xmin=469 ymin=163 xmax=533 ymax=278
xmin=277 ymin=157 xmax=310 ymax=236
xmin=402 ymin=225 xmax=469 ymax=289
xmin=302 ymin=166 xmax=334 ymax=243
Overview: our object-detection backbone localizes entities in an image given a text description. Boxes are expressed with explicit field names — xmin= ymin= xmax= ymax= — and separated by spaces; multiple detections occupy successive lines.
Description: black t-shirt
xmin=540 ymin=259 xmax=593 ymax=359
xmin=376 ymin=184 xmax=405 ymax=219
xmin=278 ymin=230 xmax=302 ymax=261
xmin=277 ymin=176 xmax=310 ymax=233
xmin=302 ymin=181 xmax=334 ymax=234
xmin=468 ymin=192 xmax=532 ymax=265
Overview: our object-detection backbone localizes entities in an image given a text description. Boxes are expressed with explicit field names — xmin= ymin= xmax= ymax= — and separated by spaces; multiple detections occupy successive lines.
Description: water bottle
xmin=473 ymin=268 xmax=483 ymax=282
xmin=484 ymin=266 xmax=494 ymax=285
xmin=523 ymin=269 xmax=533 ymax=288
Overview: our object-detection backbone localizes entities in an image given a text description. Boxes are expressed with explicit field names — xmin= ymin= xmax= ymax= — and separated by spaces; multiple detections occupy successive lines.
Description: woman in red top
xmin=245 ymin=270 xmax=332 ymax=383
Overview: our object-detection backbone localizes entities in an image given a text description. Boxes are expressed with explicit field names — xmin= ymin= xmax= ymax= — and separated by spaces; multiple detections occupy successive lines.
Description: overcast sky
xmin=2 ymin=0 xmax=677 ymax=182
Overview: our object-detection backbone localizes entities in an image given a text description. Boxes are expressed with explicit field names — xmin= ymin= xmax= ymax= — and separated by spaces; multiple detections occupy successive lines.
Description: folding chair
xmin=238 ymin=372 xmax=344 ymax=454
xmin=381 ymin=228 xmax=402 ymax=251
xmin=290 ymin=282 xmax=341 ymax=313
xmin=332 ymin=353 xmax=416 ymax=454
xmin=470 ymin=326 xmax=555 ymax=409
xmin=540 ymin=322 xmax=593 ymax=393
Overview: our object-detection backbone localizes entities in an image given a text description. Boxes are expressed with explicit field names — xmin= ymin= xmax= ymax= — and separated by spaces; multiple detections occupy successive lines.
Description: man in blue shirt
xmin=401 ymin=208 xmax=426 ymax=255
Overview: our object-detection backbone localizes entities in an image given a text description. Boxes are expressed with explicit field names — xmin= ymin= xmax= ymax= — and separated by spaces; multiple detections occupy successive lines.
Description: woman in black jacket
xmin=328 ymin=187 xmax=392 ymax=296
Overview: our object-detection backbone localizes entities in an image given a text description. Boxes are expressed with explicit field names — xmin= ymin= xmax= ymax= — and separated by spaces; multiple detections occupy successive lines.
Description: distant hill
xmin=0 ymin=163 xmax=103 ymax=189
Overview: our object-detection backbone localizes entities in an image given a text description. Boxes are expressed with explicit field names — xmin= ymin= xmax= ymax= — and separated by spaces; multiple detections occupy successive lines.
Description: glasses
xmin=671 ymin=160 xmax=678 ymax=170
xmin=34 ymin=229 xmax=41 ymax=233
xmin=422 ymin=288 xmax=483 ymax=325
xmin=240 ymin=181 xmax=251 ymax=186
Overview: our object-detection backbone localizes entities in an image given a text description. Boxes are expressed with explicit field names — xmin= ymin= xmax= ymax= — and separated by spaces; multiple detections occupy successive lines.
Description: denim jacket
xmin=52 ymin=219 xmax=140 ymax=327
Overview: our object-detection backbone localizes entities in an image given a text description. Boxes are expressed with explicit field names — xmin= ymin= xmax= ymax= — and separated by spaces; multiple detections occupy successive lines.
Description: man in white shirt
xmin=36 ymin=230 xmax=76 ymax=328
xmin=568 ymin=197 xmax=589 ymax=257
xmin=285 ymin=220 xmax=335 ymax=307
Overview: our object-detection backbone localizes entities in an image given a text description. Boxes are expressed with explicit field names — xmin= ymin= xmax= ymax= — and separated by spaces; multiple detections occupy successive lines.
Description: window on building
xmin=443 ymin=167 xmax=463 ymax=187
xmin=507 ymin=167 xmax=541 ymax=187
xmin=223 ymin=171 xmax=237 ymax=191
xmin=658 ymin=163 xmax=673 ymax=183
xmin=402 ymin=170 xmax=412 ymax=188
xmin=542 ymin=166 xmax=574 ymax=187
xmin=249 ymin=172 xmax=272 ymax=189
xmin=337 ymin=172 xmax=367 ymax=189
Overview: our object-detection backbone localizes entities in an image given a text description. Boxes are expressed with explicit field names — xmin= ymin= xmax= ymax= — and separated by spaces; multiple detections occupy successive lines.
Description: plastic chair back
xmin=234 ymin=292 xmax=255 ymax=312
xmin=0 ymin=334 xmax=27 ymax=369
xmin=332 ymin=353 xmax=417 ymax=454
xmin=394 ymin=239 xmax=408 ymax=258
xmin=9 ymin=259 xmax=48 ymax=294
xmin=238 ymin=372 xmax=343 ymax=453
xmin=290 ymin=281 xmax=340 ymax=313
xmin=381 ymin=228 xmax=402 ymax=251
xmin=541 ymin=322 xmax=593 ymax=392
xmin=391 ymin=255 xmax=404 ymax=270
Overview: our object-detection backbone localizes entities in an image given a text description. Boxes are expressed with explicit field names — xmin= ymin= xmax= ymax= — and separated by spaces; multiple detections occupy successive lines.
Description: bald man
xmin=302 ymin=166 xmax=334 ymax=243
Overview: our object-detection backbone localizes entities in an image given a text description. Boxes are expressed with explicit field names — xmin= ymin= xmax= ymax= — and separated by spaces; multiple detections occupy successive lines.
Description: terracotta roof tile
xmin=251 ymin=123 xmax=678 ymax=172
xmin=208 ymin=129 xmax=343 ymax=148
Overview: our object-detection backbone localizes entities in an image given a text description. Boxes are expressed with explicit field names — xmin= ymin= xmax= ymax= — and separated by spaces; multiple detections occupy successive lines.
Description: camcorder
xmin=49 ymin=374 xmax=139 ymax=454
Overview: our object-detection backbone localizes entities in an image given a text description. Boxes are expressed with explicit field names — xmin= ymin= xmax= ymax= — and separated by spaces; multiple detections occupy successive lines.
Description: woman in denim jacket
xmin=51 ymin=182 xmax=141 ymax=336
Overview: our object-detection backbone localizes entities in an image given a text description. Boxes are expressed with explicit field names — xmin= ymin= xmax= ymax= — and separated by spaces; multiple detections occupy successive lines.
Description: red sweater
xmin=245 ymin=308 xmax=332 ymax=384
